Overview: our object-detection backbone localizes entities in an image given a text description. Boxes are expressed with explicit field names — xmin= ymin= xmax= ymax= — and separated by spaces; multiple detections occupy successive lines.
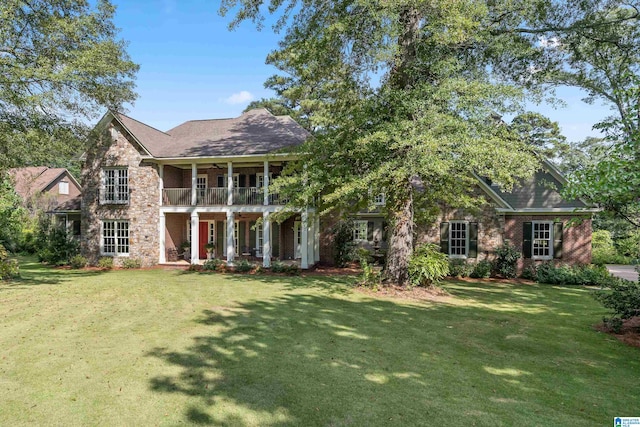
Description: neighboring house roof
xmin=10 ymin=167 xmax=67 ymax=199
xmin=110 ymin=108 xmax=310 ymax=158
xmin=8 ymin=167 xmax=81 ymax=212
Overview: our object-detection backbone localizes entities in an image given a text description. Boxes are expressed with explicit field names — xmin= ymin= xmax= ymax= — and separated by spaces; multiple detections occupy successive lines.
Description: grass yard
xmin=1 ymin=257 xmax=639 ymax=426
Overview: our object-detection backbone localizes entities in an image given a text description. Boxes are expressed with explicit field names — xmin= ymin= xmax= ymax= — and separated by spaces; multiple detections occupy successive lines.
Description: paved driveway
xmin=606 ymin=264 xmax=639 ymax=282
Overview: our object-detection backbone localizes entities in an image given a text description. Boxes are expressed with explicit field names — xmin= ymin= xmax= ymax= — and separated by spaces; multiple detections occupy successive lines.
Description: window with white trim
xmin=449 ymin=221 xmax=468 ymax=257
xmin=256 ymin=223 xmax=264 ymax=256
xmin=102 ymin=220 xmax=129 ymax=256
xmin=197 ymin=174 xmax=207 ymax=192
xmin=374 ymin=193 xmax=385 ymax=206
xmin=101 ymin=168 xmax=129 ymax=204
xmin=353 ymin=220 xmax=368 ymax=242
xmin=59 ymin=181 xmax=69 ymax=195
xmin=532 ymin=221 xmax=552 ymax=259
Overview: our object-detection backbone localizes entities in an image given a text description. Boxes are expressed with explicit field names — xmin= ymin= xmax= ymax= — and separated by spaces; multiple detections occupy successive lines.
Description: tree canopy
xmin=0 ymin=0 xmax=139 ymax=171
xmin=221 ymin=0 xmax=639 ymax=285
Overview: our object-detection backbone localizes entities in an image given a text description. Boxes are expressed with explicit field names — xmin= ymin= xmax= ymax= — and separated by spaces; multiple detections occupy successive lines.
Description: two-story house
xmin=81 ymin=108 xmax=319 ymax=268
xmin=9 ymin=166 xmax=82 ymax=237
xmin=82 ymin=108 xmax=594 ymax=273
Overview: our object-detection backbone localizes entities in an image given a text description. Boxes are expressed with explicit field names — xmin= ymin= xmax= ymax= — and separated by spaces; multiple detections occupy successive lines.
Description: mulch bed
xmin=595 ymin=317 xmax=640 ymax=349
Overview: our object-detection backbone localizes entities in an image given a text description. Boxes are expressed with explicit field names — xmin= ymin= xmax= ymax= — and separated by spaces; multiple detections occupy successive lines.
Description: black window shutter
xmin=523 ymin=222 xmax=532 ymax=259
xmin=382 ymin=221 xmax=388 ymax=242
xmin=553 ymin=222 xmax=563 ymax=259
xmin=239 ymin=174 xmax=246 ymax=188
xmin=468 ymin=222 xmax=478 ymax=258
xmin=216 ymin=221 xmax=224 ymax=255
xmin=239 ymin=221 xmax=246 ymax=253
xmin=249 ymin=174 xmax=257 ymax=187
xmin=440 ymin=222 xmax=449 ymax=254
xmin=367 ymin=221 xmax=374 ymax=242
xmin=217 ymin=176 xmax=224 ymax=187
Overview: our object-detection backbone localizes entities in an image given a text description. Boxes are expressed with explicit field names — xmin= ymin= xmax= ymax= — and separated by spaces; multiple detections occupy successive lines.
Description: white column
xmin=301 ymin=209 xmax=309 ymax=269
xmin=307 ymin=212 xmax=315 ymax=267
xmin=227 ymin=162 xmax=233 ymax=205
xmin=191 ymin=163 xmax=197 ymax=205
xmin=158 ymin=164 xmax=164 ymax=206
xmin=314 ymin=215 xmax=320 ymax=263
xmin=263 ymin=212 xmax=271 ymax=268
xmin=159 ymin=212 xmax=166 ymax=263
xmin=190 ymin=212 xmax=199 ymax=264
xmin=226 ymin=211 xmax=235 ymax=264
xmin=263 ymin=160 xmax=269 ymax=206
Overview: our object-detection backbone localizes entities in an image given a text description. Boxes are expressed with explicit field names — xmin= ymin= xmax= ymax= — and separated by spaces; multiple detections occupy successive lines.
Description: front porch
xmin=159 ymin=208 xmax=320 ymax=269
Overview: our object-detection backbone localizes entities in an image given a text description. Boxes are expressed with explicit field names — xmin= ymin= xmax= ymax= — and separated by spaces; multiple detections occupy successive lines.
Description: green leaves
xmin=0 ymin=0 xmax=139 ymax=171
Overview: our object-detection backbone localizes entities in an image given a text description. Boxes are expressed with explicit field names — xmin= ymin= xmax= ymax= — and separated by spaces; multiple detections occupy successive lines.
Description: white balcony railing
xmin=162 ymin=187 xmax=286 ymax=206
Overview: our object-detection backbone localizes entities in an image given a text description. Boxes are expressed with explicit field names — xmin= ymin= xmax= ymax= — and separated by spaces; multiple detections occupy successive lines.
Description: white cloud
xmin=225 ymin=91 xmax=254 ymax=105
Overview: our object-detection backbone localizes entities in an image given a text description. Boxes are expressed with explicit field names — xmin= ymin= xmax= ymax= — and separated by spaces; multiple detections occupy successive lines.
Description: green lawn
xmin=1 ymin=257 xmax=638 ymax=426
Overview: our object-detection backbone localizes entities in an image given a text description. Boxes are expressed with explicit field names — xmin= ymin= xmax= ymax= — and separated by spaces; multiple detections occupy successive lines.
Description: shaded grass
xmin=1 ymin=256 xmax=638 ymax=426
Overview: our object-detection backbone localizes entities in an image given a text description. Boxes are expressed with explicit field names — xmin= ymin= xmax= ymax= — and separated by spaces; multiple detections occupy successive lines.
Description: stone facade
xmin=81 ymin=122 xmax=160 ymax=267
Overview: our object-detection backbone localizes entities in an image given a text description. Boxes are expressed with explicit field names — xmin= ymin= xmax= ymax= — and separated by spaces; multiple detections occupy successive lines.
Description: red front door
xmin=199 ymin=222 xmax=208 ymax=259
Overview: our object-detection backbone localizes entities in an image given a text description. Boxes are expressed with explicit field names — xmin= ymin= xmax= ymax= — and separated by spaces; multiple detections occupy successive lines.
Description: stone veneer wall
xmin=504 ymin=215 xmax=592 ymax=272
xmin=81 ymin=122 xmax=160 ymax=267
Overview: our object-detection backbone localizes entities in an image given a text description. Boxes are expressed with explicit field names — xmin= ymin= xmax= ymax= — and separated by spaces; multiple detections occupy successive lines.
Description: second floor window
xmin=102 ymin=168 xmax=129 ymax=204
xmin=374 ymin=193 xmax=385 ymax=206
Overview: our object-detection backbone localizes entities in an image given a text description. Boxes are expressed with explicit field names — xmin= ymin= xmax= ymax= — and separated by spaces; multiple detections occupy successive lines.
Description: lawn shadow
xmin=145 ymin=280 xmax=638 ymax=425
xmin=1 ymin=256 xmax=106 ymax=289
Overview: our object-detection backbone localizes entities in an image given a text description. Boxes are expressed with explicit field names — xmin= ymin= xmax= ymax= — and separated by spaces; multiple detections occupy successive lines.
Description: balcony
xmin=162 ymin=188 xmax=285 ymax=206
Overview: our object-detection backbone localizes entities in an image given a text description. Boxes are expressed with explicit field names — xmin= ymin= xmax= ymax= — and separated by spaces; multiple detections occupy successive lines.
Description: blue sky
xmin=111 ymin=0 xmax=611 ymax=142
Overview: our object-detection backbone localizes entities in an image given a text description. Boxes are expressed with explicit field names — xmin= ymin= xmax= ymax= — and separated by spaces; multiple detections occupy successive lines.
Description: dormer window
xmin=101 ymin=167 xmax=129 ymax=204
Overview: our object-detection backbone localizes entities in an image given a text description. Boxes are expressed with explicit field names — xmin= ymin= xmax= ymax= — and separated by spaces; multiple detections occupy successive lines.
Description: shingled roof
xmin=9 ymin=167 xmax=68 ymax=199
xmin=112 ymin=108 xmax=310 ymax=158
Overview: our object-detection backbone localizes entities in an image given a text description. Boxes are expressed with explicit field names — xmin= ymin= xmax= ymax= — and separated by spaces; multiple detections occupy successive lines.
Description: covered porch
xmin=159 ymin=207 xmax=320 ymax=269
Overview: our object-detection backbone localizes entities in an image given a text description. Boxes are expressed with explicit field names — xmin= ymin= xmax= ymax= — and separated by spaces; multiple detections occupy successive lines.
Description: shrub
xmin=407 ymin=243 xmax=449 ymax=287
xmin=448 ymin=259 xmax=473 ymax=278
xmin=533 ymin=262 xmax=613 ymax=286
xmin=235 ymin=259 xmax=253 ymax=273
xmin=470 ymin=260 xmax=492 ymax=279
xmin=98 ymin=257 xmax=114 ymax=270
xmin=591 ymin=230 xmax=630 ymax=265
xmin=271 ymin=261 xmax=287 ymax=273
xmin=521 ymin=265 xmax=537 ymax=280
xmin=121 ymin=258 xmax=142 ymax=269
xmin=70 ymin=255 xmax=88 ymax=269
xmin=356 ymin=247 xmax=373 ymax=265
xmin=332 ymin=221 xmax=355 ymax=267
xmin=203 ymin=258 xmax=224 ymax=271
xmin=0 ymin=258 xmax=19 ymax=280
xmin=36 ymin=217 xmax=79 ymax=265
xmin=358 ymin=257 xmax=381 ymax=288
xmin=593 ymin=277 xmax=640 ymax=331
xmin=285 ymin=264 xmax=301 ymax=275
xmin=0 ymin=244 xmax=19 ymax=280
xmin=493 ymin=243 xmax=521 ymax=278
xmin=187 ymin=264 xmax=202 ymax=272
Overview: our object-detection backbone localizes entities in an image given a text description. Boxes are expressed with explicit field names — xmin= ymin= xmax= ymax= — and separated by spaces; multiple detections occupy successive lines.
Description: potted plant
xmin=204 ymin=242 xmax=216 ymax=259
xmin=180 ymin=241 xmax=191 ymax=260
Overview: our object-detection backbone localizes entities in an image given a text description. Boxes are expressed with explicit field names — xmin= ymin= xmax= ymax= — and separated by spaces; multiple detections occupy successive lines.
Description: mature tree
xmin=0 ymin=0 xmax=138 ymax=171
xmin=244 ymin=97 xmax=312 ymax=131
xmin=555 ymin=6 xmax=640 ymax=227
xmin=511 ymin=112 xmax=569 ymax=162
xmin=220 ymin=0 xmax=637 ymax=285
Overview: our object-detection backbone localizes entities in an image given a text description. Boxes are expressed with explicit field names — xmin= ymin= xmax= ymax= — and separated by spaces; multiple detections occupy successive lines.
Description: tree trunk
xmin=383 ymin=194 xmax=414 ymax=286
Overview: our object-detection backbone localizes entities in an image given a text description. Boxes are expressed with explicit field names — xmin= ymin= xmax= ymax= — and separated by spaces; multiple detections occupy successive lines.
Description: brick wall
xmin=81 ymin=122 xmax=160 ymax=267
xmin=416 ymin=204 xmax=503 ymax=263
xmin=504 ymin=215 xmax=592 ymax=272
